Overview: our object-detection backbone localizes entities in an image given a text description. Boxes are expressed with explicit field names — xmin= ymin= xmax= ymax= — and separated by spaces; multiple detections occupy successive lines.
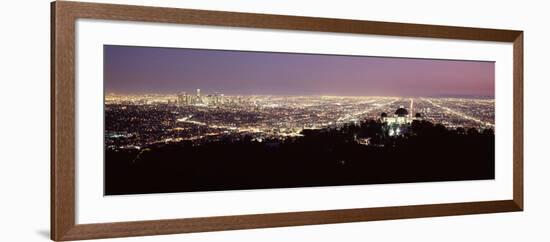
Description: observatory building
xmin=380 ymin=107 xmax=423 ymax=136
xmin=381 ymin=107 xmax=412 ymax=125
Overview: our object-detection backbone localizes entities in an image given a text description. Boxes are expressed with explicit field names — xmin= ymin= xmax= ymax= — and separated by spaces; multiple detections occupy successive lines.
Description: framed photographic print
xmin=51 ymin=1 xmax=523 ymax=241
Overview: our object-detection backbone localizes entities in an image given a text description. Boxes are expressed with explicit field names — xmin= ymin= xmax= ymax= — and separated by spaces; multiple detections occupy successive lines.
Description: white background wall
xmin=0 ymin=0 xmax=548 ymax=241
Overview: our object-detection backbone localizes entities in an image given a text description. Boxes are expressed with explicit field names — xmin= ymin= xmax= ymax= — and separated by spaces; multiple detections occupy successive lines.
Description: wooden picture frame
xmin=51 ymin=1 xmax=523 ymax=241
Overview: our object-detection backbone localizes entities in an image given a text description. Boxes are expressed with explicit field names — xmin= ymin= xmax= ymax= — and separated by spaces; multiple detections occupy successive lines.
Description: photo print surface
xmin=104 ymin=45 xmax=495 ymax=195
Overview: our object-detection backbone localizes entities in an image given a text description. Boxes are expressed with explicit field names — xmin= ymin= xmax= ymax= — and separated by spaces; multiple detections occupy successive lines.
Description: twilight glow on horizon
xmin=104 ymin=45 xmax=495 ymax=97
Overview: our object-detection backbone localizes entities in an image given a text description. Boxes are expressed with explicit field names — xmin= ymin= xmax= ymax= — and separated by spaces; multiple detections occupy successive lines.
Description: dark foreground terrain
xmin=105 ymin=120 xmax=494 ymax=195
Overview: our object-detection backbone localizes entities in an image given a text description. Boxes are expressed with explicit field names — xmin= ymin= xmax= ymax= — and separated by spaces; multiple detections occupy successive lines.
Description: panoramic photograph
xmin=104 ymin=45 xmax=495 ymax=195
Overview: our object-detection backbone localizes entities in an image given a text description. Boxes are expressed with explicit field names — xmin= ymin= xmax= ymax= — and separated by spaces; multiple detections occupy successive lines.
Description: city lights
xmin=105 ymin=92 xmax=494 ymax=150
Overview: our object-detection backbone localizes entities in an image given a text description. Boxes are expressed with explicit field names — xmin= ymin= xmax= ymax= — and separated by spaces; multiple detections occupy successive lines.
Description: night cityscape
xmin=104 ymin=45 xmax=495 ymax=195
xmin=105 ymin=93 xmax=494 ymax=150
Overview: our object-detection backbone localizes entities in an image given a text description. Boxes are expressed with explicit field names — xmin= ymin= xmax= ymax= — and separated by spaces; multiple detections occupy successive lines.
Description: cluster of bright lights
xmin=105 ymin=93 xmax=494 ymax=150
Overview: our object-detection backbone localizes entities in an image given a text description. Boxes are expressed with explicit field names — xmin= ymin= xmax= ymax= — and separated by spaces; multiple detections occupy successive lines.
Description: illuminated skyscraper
xmin=177 ymin=92 xmax=187 ymax=106
xmin=195 ymin=89 xmax=202 ymax=104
